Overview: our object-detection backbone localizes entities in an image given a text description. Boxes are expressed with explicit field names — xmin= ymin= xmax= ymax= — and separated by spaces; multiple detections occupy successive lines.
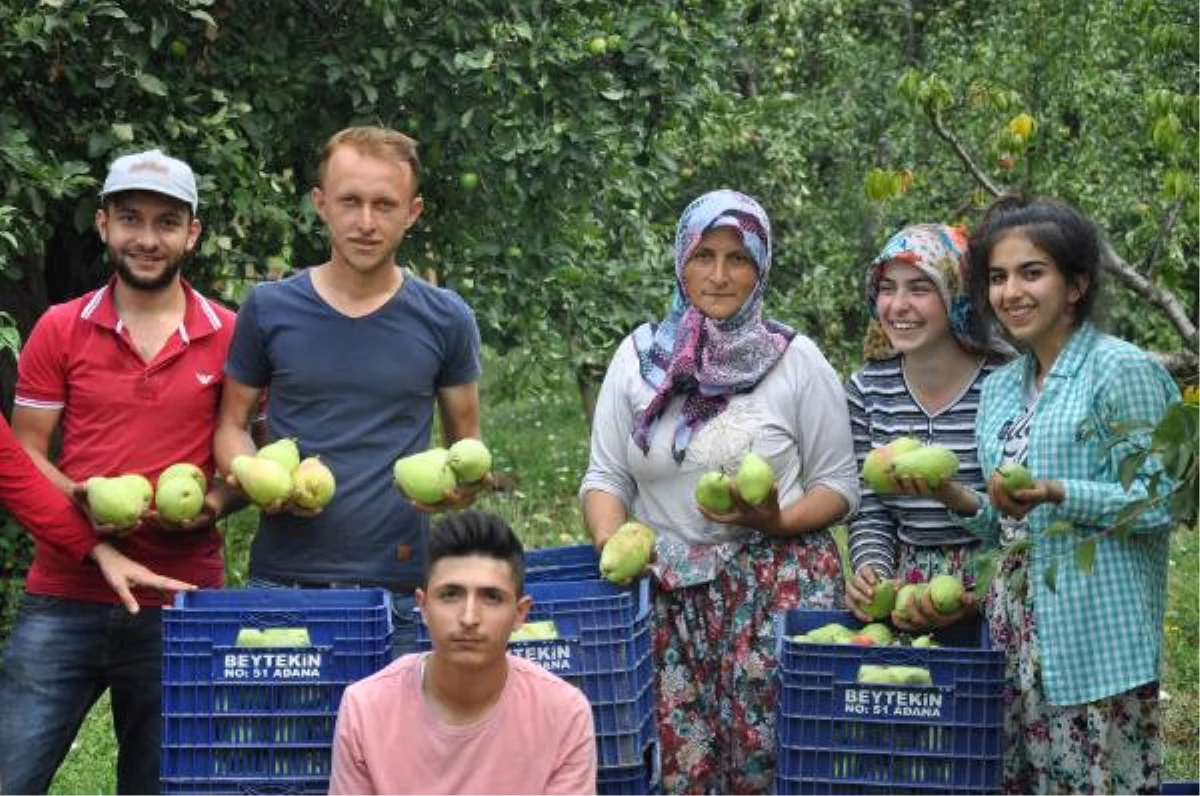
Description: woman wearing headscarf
xmin=580 ymin=189 xmax=858 ymax=794
xmin=844 ymin=223 xmax=1011 ymax=630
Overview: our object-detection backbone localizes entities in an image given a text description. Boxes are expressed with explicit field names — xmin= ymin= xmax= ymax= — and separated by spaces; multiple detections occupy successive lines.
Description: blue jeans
xmin=245 ymin=578 xmax=418 ymax=659
xmin=0 ymin=593 xmax=162 ymax=795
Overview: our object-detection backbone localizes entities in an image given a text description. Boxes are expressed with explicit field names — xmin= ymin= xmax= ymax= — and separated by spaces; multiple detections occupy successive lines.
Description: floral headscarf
xmin=862 ymin=223 xmax=1006 ymax=360
xmin=631 ymin=189 xmax=795 ymax=462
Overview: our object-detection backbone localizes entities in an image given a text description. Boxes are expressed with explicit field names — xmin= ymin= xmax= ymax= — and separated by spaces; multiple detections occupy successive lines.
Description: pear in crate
xmin=598 ymin=520 xmax=656 ymax=584
xmin=231 ymin=455 xmax=293 ymax=507
xmin=393 ymin=448 xmax=457 ymax=504
xmin=510 ymin=620 xmax=559 ymax=642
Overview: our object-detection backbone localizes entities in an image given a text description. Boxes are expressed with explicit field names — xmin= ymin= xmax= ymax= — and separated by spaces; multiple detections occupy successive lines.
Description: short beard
xmin=111 ymin=249 xmax=186 ymax=292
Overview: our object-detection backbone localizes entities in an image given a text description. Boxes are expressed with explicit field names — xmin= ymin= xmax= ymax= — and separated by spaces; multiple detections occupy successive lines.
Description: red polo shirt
xmin=14 ymin=278 xmax=233 ymax=605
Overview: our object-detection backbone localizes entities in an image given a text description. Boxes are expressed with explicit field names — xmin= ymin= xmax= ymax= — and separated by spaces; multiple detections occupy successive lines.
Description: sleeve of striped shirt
xmin=1056 ymin=353 xmax=1180 ymax=534
xmin=845 ymin=374 xmax=898 ymax=579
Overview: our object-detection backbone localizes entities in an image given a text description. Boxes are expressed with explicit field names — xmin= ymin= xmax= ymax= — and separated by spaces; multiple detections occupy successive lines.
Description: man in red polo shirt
xmin=1 ymin=149 xmax=243 ymax=795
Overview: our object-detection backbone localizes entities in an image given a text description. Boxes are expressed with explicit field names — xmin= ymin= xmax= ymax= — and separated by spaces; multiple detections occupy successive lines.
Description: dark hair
xmin=967 ymin=193 xmax=1104 ymax=326
xmin=424 ymin=511 xmax=525 ymax=594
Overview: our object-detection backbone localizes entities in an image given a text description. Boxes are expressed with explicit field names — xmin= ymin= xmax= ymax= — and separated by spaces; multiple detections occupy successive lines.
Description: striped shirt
xmin=959 ymin=323 xmax=1179 ymax=705
xmin=845 ymin=356 xmax=1001 ymax=578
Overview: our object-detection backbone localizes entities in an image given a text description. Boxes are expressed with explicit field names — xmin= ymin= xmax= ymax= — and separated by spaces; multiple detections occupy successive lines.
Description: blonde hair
xmin=318 ymin=126 xmax=422 ymax=191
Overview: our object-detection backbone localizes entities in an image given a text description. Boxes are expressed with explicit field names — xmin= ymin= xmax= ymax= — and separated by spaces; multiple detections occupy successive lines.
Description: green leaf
xmin=1118 ymin=450 xmax=1148 ymax=490
xmin=136 ymin=73 xmax=168 ymax=97
xmin=1043 ymin=520 xmax=1075 ymax=537
xmin=1074 ymin=539 xmax=1097 ymax=574
xmin=1043 ymin=563 xmax=1057 ymax=593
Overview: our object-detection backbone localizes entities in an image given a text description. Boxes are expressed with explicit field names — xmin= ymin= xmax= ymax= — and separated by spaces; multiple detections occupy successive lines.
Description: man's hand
xmin=409 ymin=473 xmax=494 ymax=513
xmin=89 ymin=542 xmax=197 ymax=614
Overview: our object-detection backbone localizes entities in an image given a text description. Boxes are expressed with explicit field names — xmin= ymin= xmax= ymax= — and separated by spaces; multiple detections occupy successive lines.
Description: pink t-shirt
xmin=329 ymin=653 xmax=597 ymax=795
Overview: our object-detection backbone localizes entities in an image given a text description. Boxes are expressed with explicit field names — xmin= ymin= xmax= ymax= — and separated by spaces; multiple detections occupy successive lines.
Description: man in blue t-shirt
xmin=214 ymin=126 xmax=487 ymax=654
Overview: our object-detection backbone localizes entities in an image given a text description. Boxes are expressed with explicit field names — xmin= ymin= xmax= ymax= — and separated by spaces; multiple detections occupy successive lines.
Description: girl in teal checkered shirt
xmin=895 ymin=195 xmax=1179 ymax=794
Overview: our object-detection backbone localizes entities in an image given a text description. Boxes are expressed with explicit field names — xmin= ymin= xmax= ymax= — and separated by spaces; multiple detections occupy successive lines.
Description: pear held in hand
xmin=891 ymin=445 xmax=960 ymax=489
xmin=927 ymin=573 xmax=965 ymax=614
xmin=256 ymin=438 xmax=301 ymax=474
xmin=598 ymin=520 xmax=656 ymax=584
xmin=393 ymin=448 xmax=458 ymax=505
xmin=997 ymin=462 xmax=1034 ymax=494
xmin=447 ymin=438 xmax=492 ymax=484
xmin=861 ymin=579 xmax=897 ymax=621
xmin=155 ymin=474 xmax=206 ymax=523
xmin=157 ymin=462 xmax=207 ymax=493
xmin=861 ymin=436 xmax=922 ymax=493
xmin=292 ymin=456 xmax=337 ymax=511
xmin=231 ymin=455 xmax=293 ymax=507
xmin=694 ymin=471 xmax=734 ymax=513
xmin=86 ymin=475 xmax=150 ymax=530
xmin=733 ymin=452 xmax=775 ymax=506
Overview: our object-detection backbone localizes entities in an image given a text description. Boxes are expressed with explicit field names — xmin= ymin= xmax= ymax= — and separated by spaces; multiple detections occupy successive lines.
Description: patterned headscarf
xmin=632 ymin=189 xmax=795 ymax=462
xmin=862 ymin=223 xmax=1003 ymax=361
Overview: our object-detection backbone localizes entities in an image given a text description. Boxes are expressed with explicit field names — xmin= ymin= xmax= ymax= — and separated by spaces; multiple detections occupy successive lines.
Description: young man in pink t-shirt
xmin=329 ymin=511 xmax=597 ymax=795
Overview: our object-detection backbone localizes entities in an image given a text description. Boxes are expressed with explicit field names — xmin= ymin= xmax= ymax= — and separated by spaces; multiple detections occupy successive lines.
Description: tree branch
xmin=1102 ymin=240 xmax=1199 ymax=354
xmin=926 ymin=103 xmax=1003 ymax=197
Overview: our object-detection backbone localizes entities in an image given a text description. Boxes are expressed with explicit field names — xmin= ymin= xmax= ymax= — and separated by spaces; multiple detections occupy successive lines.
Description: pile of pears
xmin=695 ymin=451 xmax=776 ymax=513
xmin=393 ymin=438 xmax=492 ymax=505
xmin=231 ymin=439 xmax=336 ymax=511
xmin=598 ymin=520 xmax=656 ymax=585
xmin=861 ymin=436 xmax=960 ymax=494
xmin=791 ymin=620 xmax=938 ymax=650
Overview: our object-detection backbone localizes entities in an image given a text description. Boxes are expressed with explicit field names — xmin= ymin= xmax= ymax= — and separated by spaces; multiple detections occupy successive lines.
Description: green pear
xmin=598 ymin=520 xmax=656 ymax=584
xmin=893 ymin=582 xmax=926 ymax=623
xmin=256 ymin=438 xmax=301 ymax=474
xmin=231 ymin=454 xmax=294 ymax=507
xmin=861 ymin=436 xmax=922 ymax=493
xmin=292 ymin=456 xmax=336 ymax=511
xmin=510 ymin=620 xmax=559 ymax=642
xmin=857 ymin=665 xmax=896 ymax=685
xmin=927 ymin=573 xmax=965 ymax=614
xmin=157 ymin=462 xmax=207 ymax=494
xmin=155 ymin=474 xmax=205 ymax=523
xmin=892 ymin=665 xmax=933 ymax=685
xmin=115 ymin=473 xmax=154 ymax=511
xmin=86 ymin=476 xmax=146 ymax=529
xmin=891 ymin=445 xmax=960 ymax=488
xmin=447 ymin=438 xmax=492 ymax=484
xmin=807 ymin=622 xmax=855 ymax=644
xmin=862 ymin=579 xmax=897 ymax=621
xmin=911 ymin=634 xmax=939 ymax=648
xmin=997 ymin=461 xmax=1034 ymax=493
xmin=860 ymin=622 xmax=894 ymax=646
xmin=694 ymin=470 xmax=734 ymax=513
xmin=733 ymin=452 xmax=775 ymax=506
xmin=393 ymin=448 xmax=457 ymax=504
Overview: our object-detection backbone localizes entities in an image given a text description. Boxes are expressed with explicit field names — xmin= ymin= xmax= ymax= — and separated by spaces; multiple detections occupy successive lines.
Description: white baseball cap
xmin=100 ymin=149 xmax=198 ymax=213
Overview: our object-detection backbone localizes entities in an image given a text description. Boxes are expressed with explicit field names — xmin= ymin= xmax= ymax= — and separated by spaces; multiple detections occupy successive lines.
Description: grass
xmin=37 ymin=353 xmax=1200 ymax=791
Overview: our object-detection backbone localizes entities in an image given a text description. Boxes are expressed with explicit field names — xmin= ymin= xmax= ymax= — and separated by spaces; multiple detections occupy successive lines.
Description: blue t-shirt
xmin=225 ymin=268 xmax=481 ymax=586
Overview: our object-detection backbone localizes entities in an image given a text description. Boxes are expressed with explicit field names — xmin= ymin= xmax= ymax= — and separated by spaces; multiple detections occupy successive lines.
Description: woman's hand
xmin=846 ymin=564 xmax=890 ymax=623
xmin=892 ymin=474 xmax=982 ymax=517
xmin=697 ymin=481 xmax=783 ymax=534
xmin=986 ymin=472 xmax=1063 ymax=520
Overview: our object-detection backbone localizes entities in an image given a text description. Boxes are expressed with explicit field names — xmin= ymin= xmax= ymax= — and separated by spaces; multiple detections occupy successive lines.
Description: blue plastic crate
xmin=526 ymin=544 xmax=602 ymax=583
xmin=775 ymin=609 xmax=1004 ymax=795
xmin=598 ymin=739 xmax=661 ymax=796
xmin=161 ymin=589 xmax=393 ymax=794
xmin=1164 ymin=783 xmax=1200 ymax=795
xmin=596 ymin=709 xmax=657 ymax=769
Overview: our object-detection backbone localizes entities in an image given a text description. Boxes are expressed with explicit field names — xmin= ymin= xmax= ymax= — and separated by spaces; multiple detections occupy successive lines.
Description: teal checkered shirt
xmin=959 ymin=323 xmax=1180 ymax=705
